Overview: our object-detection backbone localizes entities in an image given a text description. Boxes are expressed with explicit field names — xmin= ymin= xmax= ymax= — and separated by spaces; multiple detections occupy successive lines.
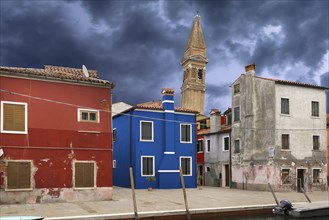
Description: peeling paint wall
xmin=231 ymin=69 xmax=327 ymax=191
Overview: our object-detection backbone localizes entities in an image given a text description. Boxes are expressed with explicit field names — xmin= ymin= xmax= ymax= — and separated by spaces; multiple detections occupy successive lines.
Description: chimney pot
xmin=161 ymin=88 xmax=174 ymax=96
xmin=245 ymin=63 xmax=256 ymax=72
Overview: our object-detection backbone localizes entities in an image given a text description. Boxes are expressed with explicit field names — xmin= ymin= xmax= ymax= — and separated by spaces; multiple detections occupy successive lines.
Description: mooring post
xmin=130 ymin=167 xmax=139 ymax=219
xmin=300 ymin=187 xmax=312 ymax=203
xmin=180 ymin=166 xmax=191 ymax=220
xmin=268 ymin=183 xmax=279 ymax=206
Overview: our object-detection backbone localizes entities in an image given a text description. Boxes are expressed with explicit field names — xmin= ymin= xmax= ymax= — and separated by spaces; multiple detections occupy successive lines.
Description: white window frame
xmin=1 ymin=101 xmax=28 ymax=134
xmin=223 ymin=136 xmax=230 ymax=151
xmin=205 ymin=139 xmax=210 ymax=152
xmin=73 ymin=160 xmax=96 ymax=189
xmin=77 ymin=108 xmax=100 ymax=123
xmin=113 ymin=160 xmax=117 ymax=169
xmin=180 ymin=156 xmax=192 ymax=176
xmin=180 ymin=123 xmax=192 ymax=143
xmin=141 ymin=156 xmax=155 ymax=177
xmin=113 ymin=128 xmax=117 ymax=142
xmin=205 ymin=166 xmax=210 ymax=172
xmin=140 ymin=121 xmax=154 ymax=142
xmin=5 ymin=160 xmax=33 ymax=191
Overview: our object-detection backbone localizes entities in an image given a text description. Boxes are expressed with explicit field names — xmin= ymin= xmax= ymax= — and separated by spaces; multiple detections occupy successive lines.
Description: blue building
xmin=113 ymin=88 xmax=198 ymax=189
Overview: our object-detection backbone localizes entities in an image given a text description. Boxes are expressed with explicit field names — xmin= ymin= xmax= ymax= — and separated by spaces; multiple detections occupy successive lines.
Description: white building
xmin=231 ymin=64 xmax=327 ymax=192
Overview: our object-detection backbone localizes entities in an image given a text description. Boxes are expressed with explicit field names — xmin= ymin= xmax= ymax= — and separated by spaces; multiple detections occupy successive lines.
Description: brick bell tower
xmin=180 ymin=14 xmax=208 ymax=115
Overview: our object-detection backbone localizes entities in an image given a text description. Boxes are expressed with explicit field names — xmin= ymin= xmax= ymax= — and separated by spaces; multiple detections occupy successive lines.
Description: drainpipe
xmin=130 ymin=110 xmax=132 ymax=168
xmin=229 ymin=131 xmax=232 ymax=188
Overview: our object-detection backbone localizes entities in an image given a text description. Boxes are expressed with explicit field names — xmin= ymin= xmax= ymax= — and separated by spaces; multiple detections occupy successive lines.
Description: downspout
xmin=130 ymin=110 xmax=132 ymax=168
xmin=229 ymin=131 xmax=232 ymax=188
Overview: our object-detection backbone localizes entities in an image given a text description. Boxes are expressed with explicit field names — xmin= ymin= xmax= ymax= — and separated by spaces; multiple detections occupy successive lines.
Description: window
xmin=1 ymin=101 xmax=27 ymax=134
xmin=206 ymin=139 xmax=210 ymax=152
xmin=281 ymin=169 xmax=291 ymax=184
xmin=113 ymin=129 xmax=117 ymax=142
xmin=313 ymin=135 xmax=320 ymax=150
xmin=197 ymin=140 xmax=203 ymax=152
xmin=205 ymin=166 xmax=210 ymax=172
xmin=281 ymin=98 xmax=289 ymax=114
xmin=200 ymin=120 xmax=206 ymax=129
xmin=282 ymin=134 xmax=289 ymax=150
xmin=234 ymin=84 xmax=240 ymax=94
xmin=313 ymin=169 xmax=321 ymax=183
xmin=223 ymin=136 xmax=230 ymax=151
xmin=180 ymin=157 xmax=192 ymax=176
xmin=234 ymin=139 xmax=240 ymax=153
xmin=140 ymin=121 xmax=153 ymax=141
xmin=78 ymin=108 xmax=99 ymax=123
xmin=74 ymin=161 xmax=95 ymax=188
xmin=233 ymin=106 xmax=240 ymax=122
xmin=198 ymin=69 xmax=203 ymax=80
xmin=181 ymin=124 xmax=191 ymax=143
xmin=113 ymin=160 xmax=117 ymax=169
xmin=7 ymin=161 xmax=31 ymax=190
xmin=312 ymin=101 xmax=319 ymax=117
xmin=226 ymin=114 xmax=232 ymax=125
xmin=141 ymin=156 xmax=154 ymax=176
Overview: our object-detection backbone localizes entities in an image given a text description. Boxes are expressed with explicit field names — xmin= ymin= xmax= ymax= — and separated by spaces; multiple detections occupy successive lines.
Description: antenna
xmin=82 ymin=65 xmax=89 ymax=77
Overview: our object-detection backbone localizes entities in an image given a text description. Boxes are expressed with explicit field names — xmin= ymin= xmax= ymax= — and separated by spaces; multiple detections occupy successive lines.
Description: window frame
xmin=78 ymin=108 xmax=100 ymax=123
xmin=281 ymin=134 xmax=290 ymax=150
xmin=206 ymin=139 xmax=210 ymax=152
xmin=180 ymin=156 xmax=192 ymax=176
xmin=234 ymin=139 xmax=240 ymax=153
xmin=197 ymin=139 xmax=203 ymax=153
xmin=281 ymin=98 xmax=290 ymax=115
xmin=198 ymin=69 xmax=203 ymax=80
xmin=233 ymin=84 xmax=240 ymax=94
xmin=141 ymin=156 xmax=155 ymax=177
xmin=73 ymin=161 xmax=96 ymax=189
xmin=311 ymin=101 xmax=319 ymax=117
xmin=223 ymin=136 xmax=230 ymax=151
xmin=312 ymin=168 xmax=321 ymax=184
xmin=233 ymin=106 xmax=240 ymax=122
xmin=1 ymin=101 xmax=28 ymax=134
xmin=180 ymin=123 xmax=192 ymax=143
xmin=113 ymin=128 xmax=117 ymax=142
xmin=313 ymin=135 xmax=320 ymax=150
xmin=281 ymin=168 xmax=291 ymax=185
xmin=6 ymin=160 xmax=32 ymax=191
xmin=140 ymin=120 xmax=154 ymax=142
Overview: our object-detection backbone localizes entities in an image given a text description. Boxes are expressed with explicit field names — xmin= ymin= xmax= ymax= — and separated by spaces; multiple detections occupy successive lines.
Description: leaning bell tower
xmin=180 ymin=15 xmax=208 ymax=115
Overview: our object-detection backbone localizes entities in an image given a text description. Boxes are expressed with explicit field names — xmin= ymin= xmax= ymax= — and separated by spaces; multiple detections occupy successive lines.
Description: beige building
xmin=180 ymin=15 xmax=208 ymax=115
xmin=231 ymin=64 xmax=327 ymax=192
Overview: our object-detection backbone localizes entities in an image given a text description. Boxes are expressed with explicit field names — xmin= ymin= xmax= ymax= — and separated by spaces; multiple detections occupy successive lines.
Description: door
xmin=198 ymin=165 xmax=203 ymax=185
xmin=297 ymin=169 xmax=305 ymax=192
xmin=225 ymin=164 xmax=230 ymax=187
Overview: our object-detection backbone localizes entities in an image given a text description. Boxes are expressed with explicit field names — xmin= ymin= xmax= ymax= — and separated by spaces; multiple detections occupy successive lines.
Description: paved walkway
xmin=0 ymin=187 xmax=328 ymax=219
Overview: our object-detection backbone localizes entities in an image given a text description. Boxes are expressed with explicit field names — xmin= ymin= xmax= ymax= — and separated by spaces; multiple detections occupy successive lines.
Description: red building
xmin=0 ymin=65 xmax=114 ymax=204
xmin=196 ymin=115 xmax=210 ymax=185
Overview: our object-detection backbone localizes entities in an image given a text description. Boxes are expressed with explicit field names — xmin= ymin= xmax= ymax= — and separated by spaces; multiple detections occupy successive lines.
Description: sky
xmin=1 ymin=0 xmax=328 ymax=114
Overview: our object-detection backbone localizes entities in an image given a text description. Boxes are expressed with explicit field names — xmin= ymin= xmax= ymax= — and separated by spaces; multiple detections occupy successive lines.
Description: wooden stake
xmin=180 ymin=166 xmax=191 ymax=220
xmin=300 ymin=187 xmax=312 ymax=203
xmin=268 ymin=183 xmax=279 ymax=206
xmin=130 ymin=167 xmax=139 ymax=219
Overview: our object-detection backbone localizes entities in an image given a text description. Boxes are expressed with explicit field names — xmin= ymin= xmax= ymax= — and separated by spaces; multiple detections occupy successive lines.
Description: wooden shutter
xmin=7 ymin=161 xmax=31 ymax=189
xmin=75 ymin=162 xmax=94 ymax=188
xmin=3 ymin=103 xmax=25 ymax=132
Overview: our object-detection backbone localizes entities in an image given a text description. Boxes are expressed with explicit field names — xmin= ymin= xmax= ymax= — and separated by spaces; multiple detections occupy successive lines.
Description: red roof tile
xmin=0 ymin=65 xmax=114 ymax=87
xmin=136 ymin=101 xmax=198 ymax=114
xmin=255 ymin=76 xmax=327 ymax=89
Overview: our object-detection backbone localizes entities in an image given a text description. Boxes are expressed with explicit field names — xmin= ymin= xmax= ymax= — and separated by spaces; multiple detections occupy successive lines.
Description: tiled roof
xmin=0 ymin=65 xmax=114 ymax=87
xmin=255 ymin=76 xmax=327 ymax=89
xmin=136 ymin=101 xmax=198 ymax=114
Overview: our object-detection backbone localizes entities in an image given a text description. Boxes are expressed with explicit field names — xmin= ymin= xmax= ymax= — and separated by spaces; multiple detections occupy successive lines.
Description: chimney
xmin=245 ymin=63 xmax=256 ymax=76
xmin=210 ymin=108 xmax=221 ymax=132
xmin=161 ymin=88 xmax=174 ymax=111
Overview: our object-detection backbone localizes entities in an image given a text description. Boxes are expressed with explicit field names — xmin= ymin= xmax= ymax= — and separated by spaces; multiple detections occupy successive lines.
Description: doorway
xmin=224 ymin=164 xmax=230 ymax=187
xmin=297 ymin=169 xmax=306 ymax=192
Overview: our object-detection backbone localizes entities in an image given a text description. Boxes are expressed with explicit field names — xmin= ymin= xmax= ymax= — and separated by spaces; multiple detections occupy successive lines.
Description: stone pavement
xmin=0 ymin=186 xmax=328 ymax=219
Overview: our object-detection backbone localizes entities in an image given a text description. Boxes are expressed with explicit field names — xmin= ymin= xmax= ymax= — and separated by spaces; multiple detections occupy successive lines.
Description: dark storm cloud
xmin=1 ymin=0 xmax=328 ymax=113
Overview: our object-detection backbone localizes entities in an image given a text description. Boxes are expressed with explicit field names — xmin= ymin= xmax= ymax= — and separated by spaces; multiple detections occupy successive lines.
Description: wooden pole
xmin=180 ymin=166 xmax=191 ymax=220
xmin=300 ymin=187 xmax=312 ymax=203
xmin=268 ymin=183 xmax=279 ymax=206
xmin=130 ymin=167 xmax=139 ymax=219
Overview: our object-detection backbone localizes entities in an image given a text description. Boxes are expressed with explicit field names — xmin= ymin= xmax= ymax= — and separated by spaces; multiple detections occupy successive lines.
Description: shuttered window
xmin=281 ymin=98 xmax=289 ymax=114
xmin=311 ymin=101 xmax=319 ymax=117
xmin=313 ymin=135 xmax=320 ymax=150
xmin=7 ymin=161 xmax=31 ymax=189
xmin=180 ymin=157 xmax=192 ymax=176
xmin=282 ymin=134 xmax=290 ymax=150
xmin=1 ymin=102 xmax=27 ymax=133
xmin=74 ymin=162 xmax=95 ymax=188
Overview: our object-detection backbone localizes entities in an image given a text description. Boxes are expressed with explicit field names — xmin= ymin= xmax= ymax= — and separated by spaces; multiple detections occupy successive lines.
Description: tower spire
xmin=180 ymin=15 xmax=207 ymax=115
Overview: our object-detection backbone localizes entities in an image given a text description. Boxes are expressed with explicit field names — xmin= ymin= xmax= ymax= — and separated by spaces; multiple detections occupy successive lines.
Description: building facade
xmin=113 ymin=89 xmax=198 ymax=189
xmin=231 ymin=64 xmax=327 ymax=192
xmin=204 ymin=109 xmax=232 ymax=187
xmin=180 ymin=15 xmax=208 ymax=115
xmin=0 ymin=65 xmax=114 ymax=203
xmin=196 ymin=115 xmax=210 ymax=185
